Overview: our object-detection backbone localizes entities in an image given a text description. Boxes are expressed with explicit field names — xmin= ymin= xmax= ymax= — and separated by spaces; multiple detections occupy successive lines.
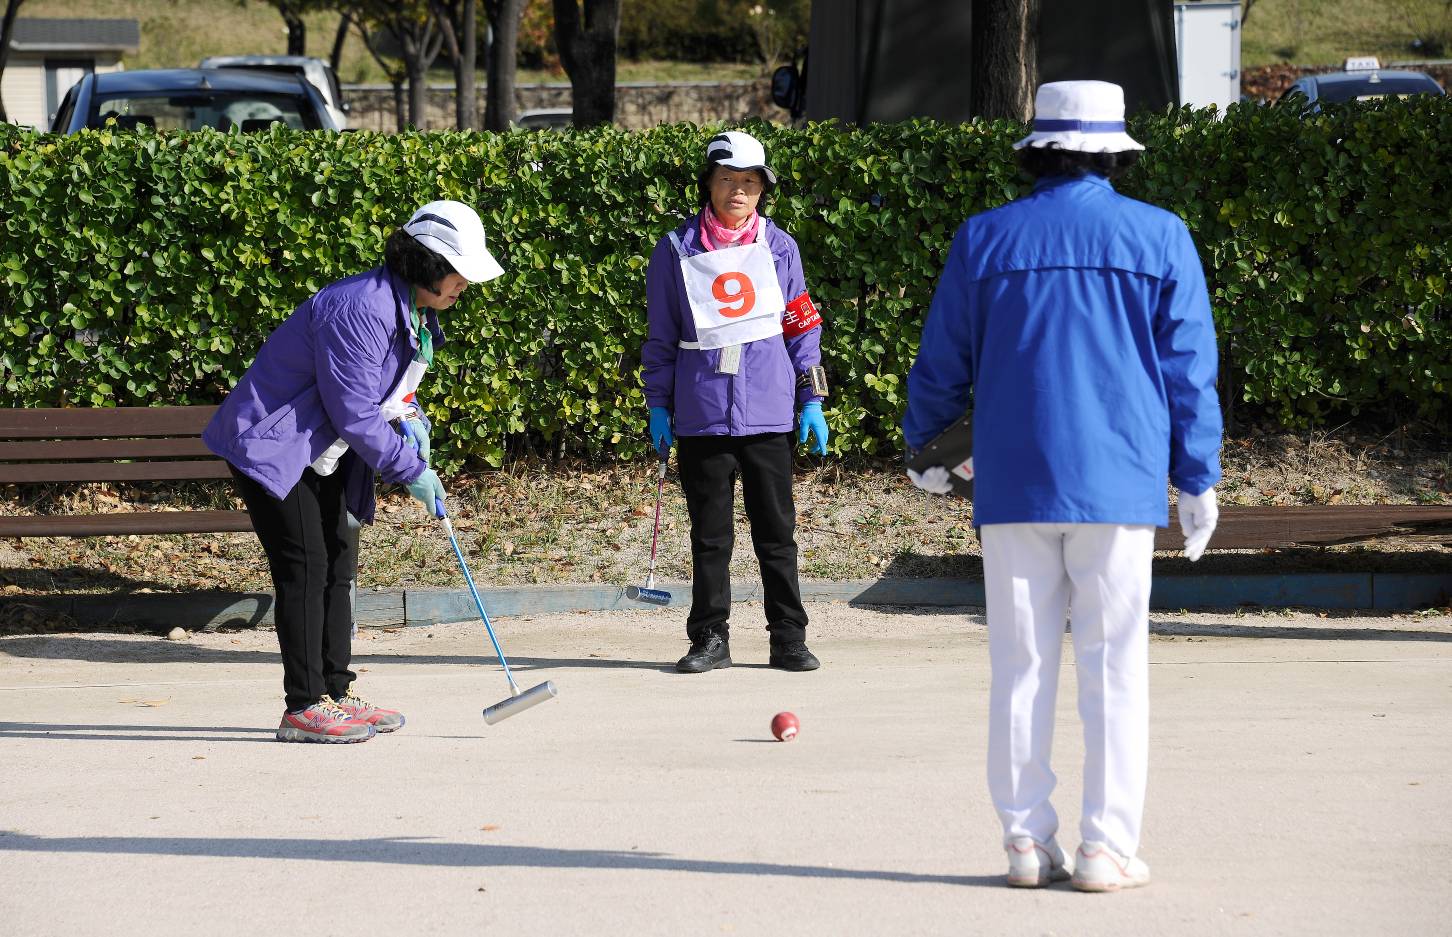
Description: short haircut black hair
xmin=696 ymin=164 xmax=776 ymax=209
xmin=1016 ymin=146 xmax=1141 ymax=182
xmin=384 ymin=227 xmax=455 ymax=292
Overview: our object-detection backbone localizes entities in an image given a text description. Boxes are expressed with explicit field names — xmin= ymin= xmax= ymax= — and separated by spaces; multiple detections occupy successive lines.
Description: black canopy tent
xmin=800 ymin=0 xmax=1179 ymax=123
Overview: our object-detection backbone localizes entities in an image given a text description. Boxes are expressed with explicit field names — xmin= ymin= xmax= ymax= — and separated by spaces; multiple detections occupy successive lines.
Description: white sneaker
xmin=1071 ymin=841 xmax=1151 ymax=892
xmin=1004 ymin=836 xmax=1071 ymax=888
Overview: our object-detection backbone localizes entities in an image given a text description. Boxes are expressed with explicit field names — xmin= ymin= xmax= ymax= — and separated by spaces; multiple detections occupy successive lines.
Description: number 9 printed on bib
xmin=712 ymin=272 xmax=757 ymax=319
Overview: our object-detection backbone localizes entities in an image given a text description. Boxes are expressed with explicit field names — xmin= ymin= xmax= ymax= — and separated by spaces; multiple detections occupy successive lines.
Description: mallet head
xmin=625 ymin=585 xmax=673 ymax=606
xmin=483 ymin=680 xmax=558 ymax=725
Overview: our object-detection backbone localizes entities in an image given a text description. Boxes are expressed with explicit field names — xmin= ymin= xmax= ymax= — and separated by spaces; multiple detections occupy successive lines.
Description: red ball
xmin=771 ymin=711 xmax=800 ymax=742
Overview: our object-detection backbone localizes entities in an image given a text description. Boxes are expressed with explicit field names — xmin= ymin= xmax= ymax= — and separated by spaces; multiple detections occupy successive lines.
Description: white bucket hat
xmin=403 ymin=200 xmax=504 ymax=284
xmin=1013 ymin=80 xmax=1144 ymax=153
xmin=705 ymin=130 xmax=777 ymax=185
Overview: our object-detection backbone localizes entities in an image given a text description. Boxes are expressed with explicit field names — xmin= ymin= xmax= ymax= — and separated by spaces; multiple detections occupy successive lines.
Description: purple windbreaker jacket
xmin=203 ymin=266 xmax=435 ymax=524
xmin=642 ymin=214 xmax=823 ymax=436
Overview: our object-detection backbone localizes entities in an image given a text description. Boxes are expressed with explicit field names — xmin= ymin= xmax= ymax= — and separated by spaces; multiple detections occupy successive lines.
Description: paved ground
xmin=2 ymin=603 xmax=1450 ymax=936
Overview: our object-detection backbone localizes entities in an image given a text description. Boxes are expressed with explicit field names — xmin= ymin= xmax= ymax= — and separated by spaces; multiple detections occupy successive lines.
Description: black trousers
xmin=677 ymin=432 xmax=808 ymax=644
xmin=230 ymin=464 xmax=358 ymax=711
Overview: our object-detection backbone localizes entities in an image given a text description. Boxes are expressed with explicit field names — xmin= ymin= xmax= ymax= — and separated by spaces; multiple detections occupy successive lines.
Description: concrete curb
xmin=3 ymin=572 xmax=1448 ymax=631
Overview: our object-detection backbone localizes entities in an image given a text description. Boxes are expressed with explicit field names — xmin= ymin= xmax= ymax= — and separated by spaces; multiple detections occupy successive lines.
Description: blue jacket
xmin=902 ymin=174 xmax=1222 ymax=527
xmin=203 ymin=267 xmax=437 ymax=524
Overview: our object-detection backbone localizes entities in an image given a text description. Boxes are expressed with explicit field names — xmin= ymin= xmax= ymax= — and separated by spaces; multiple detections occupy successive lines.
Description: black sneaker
xmin=676 ymin=634 xmax=732 ymax=673
xmin=769 ymin=641 xmax=820 ymax=672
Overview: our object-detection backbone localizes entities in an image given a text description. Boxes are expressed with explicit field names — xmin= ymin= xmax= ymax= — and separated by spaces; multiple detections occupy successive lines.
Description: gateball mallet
xmin=625 ymin=447 xmax=672 ymax=606
xmin=437 ymin=499 xmax=557 ymax=724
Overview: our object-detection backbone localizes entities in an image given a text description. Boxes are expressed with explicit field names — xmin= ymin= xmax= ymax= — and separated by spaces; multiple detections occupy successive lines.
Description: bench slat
xmin=0 ymin=461 xmax=233 ymax=484
xmin=0 ymin=438 xmax=215 ymax=461
xmin=0 ymin=510 xmax=253 ymax=537
xmin=0 ymin=406 xmax=218 ymax=439
xmin=1158 ymin=505 xmax=1452 ymax=550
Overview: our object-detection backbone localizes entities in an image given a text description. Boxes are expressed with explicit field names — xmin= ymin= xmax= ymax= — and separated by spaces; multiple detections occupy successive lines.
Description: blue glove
xmin=798 ymin=402 xmax=828 ymax=455
xmin=649 ymin=406 xmax=673 ymax=451
xmin=400 ymin=417 xmax=430 ymax=465
xmin=406 ymin=468 xmax=446 ymax=518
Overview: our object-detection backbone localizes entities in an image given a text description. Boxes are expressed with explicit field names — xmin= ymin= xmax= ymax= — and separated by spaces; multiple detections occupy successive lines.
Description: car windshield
xmin=93 ymin=93 xmax=319 ymax=131
xmin=1318 ymin=76 xmax=1441 ymax=104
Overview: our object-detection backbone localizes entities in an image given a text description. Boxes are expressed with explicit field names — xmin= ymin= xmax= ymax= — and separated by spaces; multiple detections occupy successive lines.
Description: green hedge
xmin=1 ymin=100 xmax=1448 ymax=470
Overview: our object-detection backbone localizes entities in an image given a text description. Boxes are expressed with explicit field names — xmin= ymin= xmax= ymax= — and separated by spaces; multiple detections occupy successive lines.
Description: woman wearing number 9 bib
xmin=642 ymin=130 xmax=830 ymax=674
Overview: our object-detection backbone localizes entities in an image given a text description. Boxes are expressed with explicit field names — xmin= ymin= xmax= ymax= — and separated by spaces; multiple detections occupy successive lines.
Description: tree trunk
xmin=552 ymin=0 xmax=621 ymax=127
xmin=458 ymin=0 xmax=478 ymax=130
xmin=482 ymin=0 xmax=522 ymax=130
xmin=433 ymin=0 xmax=482 ymax=130
xmin=389 ymin=15 xmax=444 ymax=130
xmin=0 ymin=0 xmax=27 ymax=124
xmin=280 ymin=2 xmax=307 ymax=56
xmin=970 ymin=0 xmax=1040 ymax=121
xmin=330 ymin=12 xmax=352 ymax=73
xmin=352 ymin=11 xmax=410 ymax=131
xmin=406 ymin=57 xmax=428 ymax=128
xmin=392 ymin=78 xmax=407 ymax=132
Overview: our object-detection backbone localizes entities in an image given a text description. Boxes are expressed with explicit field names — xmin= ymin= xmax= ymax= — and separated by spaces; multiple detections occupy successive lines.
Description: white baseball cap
xmin=705 ymin=130 xmax=777 ymax=185
xmin=1013 ymin=80 xmax=1144 ymax=153
xmin=403 ymin=200 xmax=504 ymax=283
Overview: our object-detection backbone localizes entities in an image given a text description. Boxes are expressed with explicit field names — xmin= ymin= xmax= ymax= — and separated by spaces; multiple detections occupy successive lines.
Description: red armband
xmin=782 ymin=292 xmax=823 ymax=338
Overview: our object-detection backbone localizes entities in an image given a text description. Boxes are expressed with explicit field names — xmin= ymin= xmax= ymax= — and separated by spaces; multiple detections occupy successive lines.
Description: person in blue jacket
xmin=205 ymin=200 xmax=504 ymax=744
xmin=901 ymin=81 xmax=1223 ymax=892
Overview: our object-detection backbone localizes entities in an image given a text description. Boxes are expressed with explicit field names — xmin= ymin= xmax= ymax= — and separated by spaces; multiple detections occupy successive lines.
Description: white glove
xmin=908 ymin=466 xmax=955 ymax=496
xmin=1177 ymin=487 xmax=1219 ymax=562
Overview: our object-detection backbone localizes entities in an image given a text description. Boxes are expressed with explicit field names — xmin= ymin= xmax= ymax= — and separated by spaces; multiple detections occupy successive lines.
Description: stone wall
xmin=341 ymin=80 xmax=778 ymax=131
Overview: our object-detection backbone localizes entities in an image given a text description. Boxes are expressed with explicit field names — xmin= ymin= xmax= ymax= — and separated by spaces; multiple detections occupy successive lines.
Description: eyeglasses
xmin=712 ymin=175 xmax=764 ymax=193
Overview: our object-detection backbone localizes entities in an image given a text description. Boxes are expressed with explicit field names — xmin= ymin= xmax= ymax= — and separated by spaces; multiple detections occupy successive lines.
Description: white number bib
xmin=670 ymin=227 xmax=786 ymax=351
xmin=311 ymin=330 xmax=429 ymax=476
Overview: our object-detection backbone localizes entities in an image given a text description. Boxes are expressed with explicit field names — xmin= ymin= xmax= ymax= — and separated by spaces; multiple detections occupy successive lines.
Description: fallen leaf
xmin=192 ymin=756 xmax=205 ymax=760
xmin=480 ymin=824 xmax=500 ymax=831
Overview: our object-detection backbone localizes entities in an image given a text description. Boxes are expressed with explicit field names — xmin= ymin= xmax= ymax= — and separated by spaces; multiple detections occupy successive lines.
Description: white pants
xmin=981 ymin=522 xmax=1155 ymax=857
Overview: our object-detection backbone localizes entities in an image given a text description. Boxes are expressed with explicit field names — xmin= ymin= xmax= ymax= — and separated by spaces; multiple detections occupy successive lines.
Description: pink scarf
xmin=699 ymin=205 xmax=760 ymax=252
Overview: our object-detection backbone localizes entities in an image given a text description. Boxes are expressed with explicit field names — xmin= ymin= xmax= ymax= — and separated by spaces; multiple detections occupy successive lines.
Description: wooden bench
xmin=1 ymin=404 xmax=1447 ymax=551
xmin=1162 ymin=504 xmax=1452 ymax=551
xmin=0 ymin=406 xmax=253 ymax=537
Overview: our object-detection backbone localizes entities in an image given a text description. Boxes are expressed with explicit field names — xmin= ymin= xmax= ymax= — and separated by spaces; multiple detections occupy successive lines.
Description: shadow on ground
xmin=0 ymin=830 xmax=995 ymax=886
xmin=2 ymin=614 xmax=1449 ymax=674
xmin=0 ymin=638 xmax=772 ymax=670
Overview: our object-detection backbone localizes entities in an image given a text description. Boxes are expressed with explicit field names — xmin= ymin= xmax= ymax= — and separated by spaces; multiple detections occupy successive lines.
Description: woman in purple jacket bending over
xmin=204 ymin=201 xmax=504 ymax=743
xmin=642 ymin=130 xmax=830 ymax=675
